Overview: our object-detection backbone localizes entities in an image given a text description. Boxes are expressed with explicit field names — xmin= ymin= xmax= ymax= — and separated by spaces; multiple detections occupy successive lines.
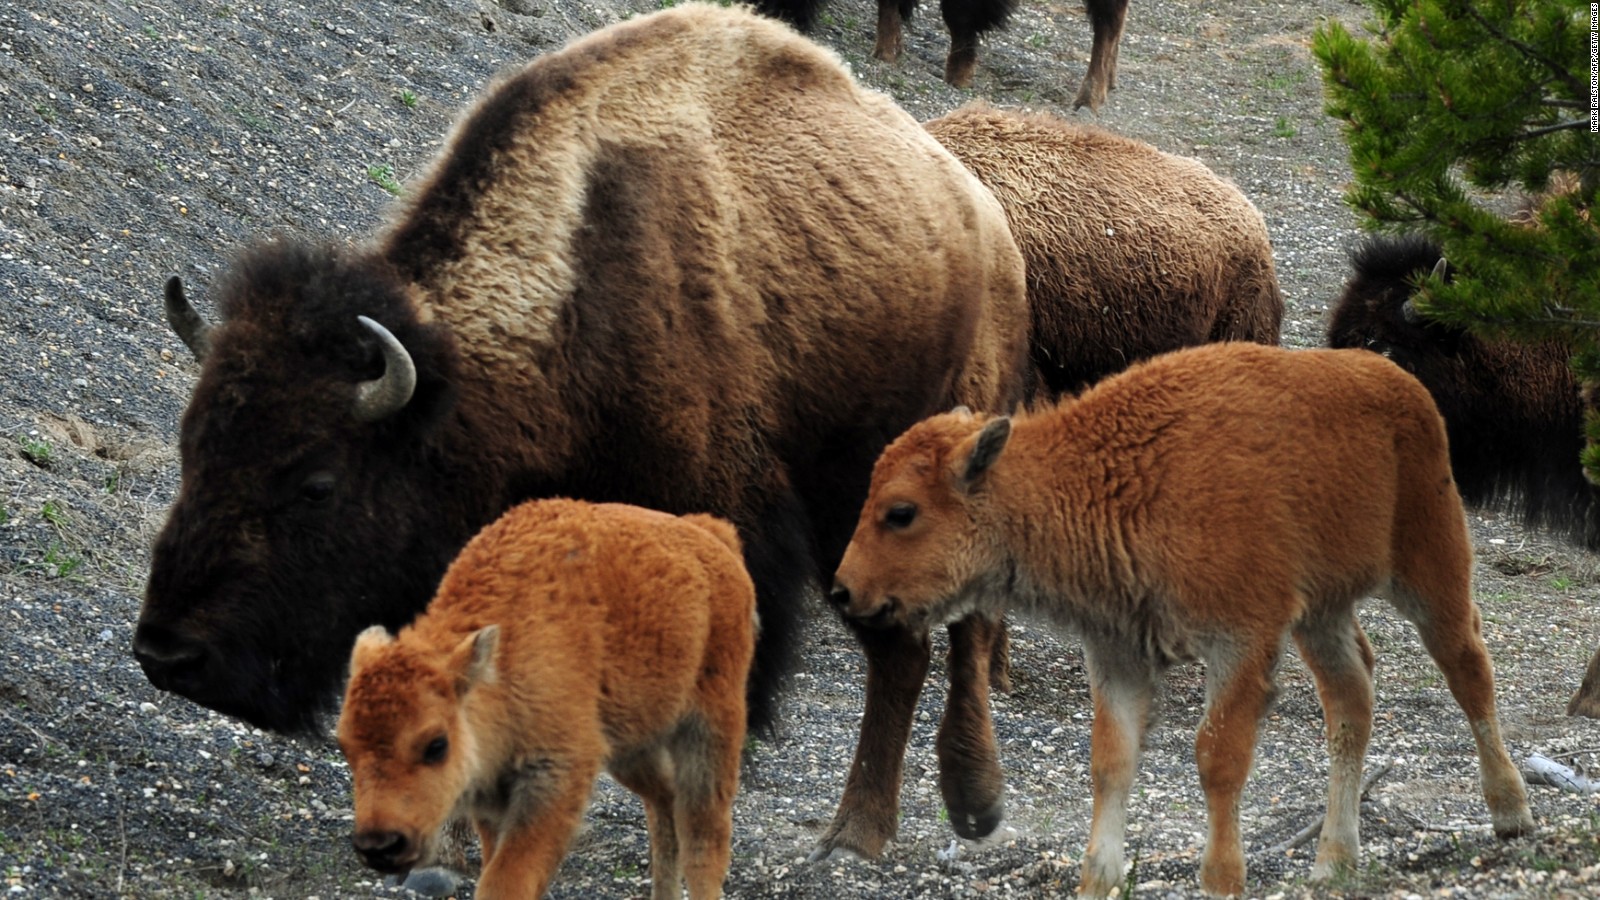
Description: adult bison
xmin=925 ymin=104 xmax=1282 ymax=395
xmin=1326 ymin=233 xmax=1600 ymax=717
xmin=135 ymin=0 xmax=1028 ymax=860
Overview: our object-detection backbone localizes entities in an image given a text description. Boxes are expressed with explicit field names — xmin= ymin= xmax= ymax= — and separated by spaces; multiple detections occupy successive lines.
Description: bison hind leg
xmin=611 ymin=747 xmax=685 ymax=900
xmin=660 ymin=714 xmax=741 ymax=900
xmin=1291 ymin=612 xmax=1376 ymax=879
xmin=1382 ymin=578 xmax=1535 ymax=839
xmin=1566 ymin=646 xmax=1600 ymax=718
xmin=1074 ymin=0 xmax=1130 ymax=112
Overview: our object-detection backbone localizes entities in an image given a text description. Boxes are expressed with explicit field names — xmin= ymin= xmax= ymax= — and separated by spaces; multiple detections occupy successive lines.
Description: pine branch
xmin=1463 ymin=5 xmax=1585 ymax=98
xmin=1516 ymin=119 xmax=1590 ymax=140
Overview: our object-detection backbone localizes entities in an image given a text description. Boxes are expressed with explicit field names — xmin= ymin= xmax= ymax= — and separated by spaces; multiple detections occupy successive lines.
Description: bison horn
xmin=1432 ymin=256 xmax=1449 ymax=282
xmin=352 ymin=316 xmax=417 ymax=422
xmin=1400 ymin=299 xmax=1424 ymax=325
xmin=164 ymin=276 xmax=214 ymax=361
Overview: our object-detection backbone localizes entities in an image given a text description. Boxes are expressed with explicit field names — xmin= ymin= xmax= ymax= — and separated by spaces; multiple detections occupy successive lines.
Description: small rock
xmin=138 ymin=702 xmax=157 ymax=715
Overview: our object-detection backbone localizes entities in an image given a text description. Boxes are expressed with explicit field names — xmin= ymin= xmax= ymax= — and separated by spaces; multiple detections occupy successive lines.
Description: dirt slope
xmin=2 ymin=0 xmax=1597 ymax=897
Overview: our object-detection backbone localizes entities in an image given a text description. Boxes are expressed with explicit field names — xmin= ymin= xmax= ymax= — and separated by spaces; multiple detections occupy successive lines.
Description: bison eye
xmin=300 ymin=472 xmax=337 ymax=504
xmin=884 ymin=502 xmax=918 ymax=531
xmin=421 ymin=736 xmax=449 ymax=765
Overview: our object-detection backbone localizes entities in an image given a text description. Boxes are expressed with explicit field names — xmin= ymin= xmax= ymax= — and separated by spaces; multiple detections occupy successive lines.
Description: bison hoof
xmin=949 ymin=800 xmax=1004 ymax=841
xmin=388 ymin=868 xmax=461 ymax=897
xmin=806 ymin=842 xmax=868 ymax=864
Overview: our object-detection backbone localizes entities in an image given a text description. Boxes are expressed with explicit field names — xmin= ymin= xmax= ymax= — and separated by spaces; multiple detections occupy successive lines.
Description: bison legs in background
xmin=811 ymin=614 xmax=1007 ymax=859
xmin=1075 ymin=0 xmax=1130 ymax=111
xmin=1567 ymin=648 xmax=1600 ymax=717
xmin=848 ymin=0 xmax=1021 ymax=88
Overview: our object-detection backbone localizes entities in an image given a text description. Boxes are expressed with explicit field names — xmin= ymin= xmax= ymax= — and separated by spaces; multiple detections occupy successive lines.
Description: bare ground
xmin=2 ymin=0 xmax=1598 ymax=897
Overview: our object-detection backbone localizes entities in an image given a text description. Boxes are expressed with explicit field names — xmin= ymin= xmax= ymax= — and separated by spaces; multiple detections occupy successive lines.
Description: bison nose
xmin=131 ymin=623 xmax=207 ymax=693
xmin=352 ymin=830 xmax=412 ymax=871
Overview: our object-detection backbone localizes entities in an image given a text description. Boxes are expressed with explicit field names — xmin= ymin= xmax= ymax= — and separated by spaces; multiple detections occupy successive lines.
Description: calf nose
xmin=131 ymin=623 xmax=207 ymax=693
xmin=352 ymin=830 xmax=411 ymax=870
xmin=828 ymin=584 xmax=851 ymax=610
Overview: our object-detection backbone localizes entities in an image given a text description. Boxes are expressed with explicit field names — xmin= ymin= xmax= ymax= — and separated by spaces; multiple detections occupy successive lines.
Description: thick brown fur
xmin=137 ymin=3 xmax=1026 ymax=868
xmin=832 ymin=342 xmax=1534 ymax=897
xmin=1325 ymin=234 xmax=1600 ymax=718
xmin=926 ymin=104 xmax=1283 ymax=395
xmin=337 ymin=499 xmax=755 ymax=900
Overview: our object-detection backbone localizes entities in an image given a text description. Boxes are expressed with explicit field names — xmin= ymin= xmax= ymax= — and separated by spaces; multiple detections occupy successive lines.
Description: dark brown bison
xmin=925 ymin=104 xmax=1282 ymax=395
xmin=135 ymin=1 xmax=1030 ymax=861
xmin=1326 ymin=233 xmax=1600 ymax=717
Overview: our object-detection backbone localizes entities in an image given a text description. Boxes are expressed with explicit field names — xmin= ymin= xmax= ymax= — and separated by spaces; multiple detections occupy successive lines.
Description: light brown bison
xmin=831 ymin=342 xmax=1534 ymax=896
xmin=338 ymin=499 xmax=754 ymax=900
xmin=135 ymin=0 xmax=1026 ymax=866
xmin=1327 ymin=234 xmax=1600 ymax=717
xmin=926 ymin=104 xmax=1282 ymax=395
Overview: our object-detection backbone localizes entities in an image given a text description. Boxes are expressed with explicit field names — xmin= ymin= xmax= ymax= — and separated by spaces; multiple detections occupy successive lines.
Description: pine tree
xmin=1315 ymin=0 xmax=1597 ymax=459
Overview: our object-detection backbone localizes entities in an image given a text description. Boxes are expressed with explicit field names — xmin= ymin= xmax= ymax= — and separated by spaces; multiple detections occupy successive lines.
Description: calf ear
xmin=960 ymin=418 xmax=1011 ymax=487
xmin=450 ymin=625 xmax=501 ymax=695
xmin=350 ymin=626 xmax=394 ymax=674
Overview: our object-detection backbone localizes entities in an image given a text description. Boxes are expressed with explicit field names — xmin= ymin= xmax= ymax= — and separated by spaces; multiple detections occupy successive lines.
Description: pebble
xmin=137 ymin=702 xmax=156 ymax=715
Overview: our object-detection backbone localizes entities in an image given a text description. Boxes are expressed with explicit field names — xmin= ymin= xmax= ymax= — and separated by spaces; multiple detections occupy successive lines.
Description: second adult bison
xmin=1326 ymin=233 xmax=1600 ymax=716
xmin=926 ymin=104 xmax=1281 ymax=395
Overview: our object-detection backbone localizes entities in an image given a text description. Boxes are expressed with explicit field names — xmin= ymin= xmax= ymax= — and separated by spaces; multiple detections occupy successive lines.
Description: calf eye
xmin=300 ymin=472 xmax=336 ymax=504
xmin=884 ymin=502 xmax=918 ymax=530
xmin=422 ymin=736 xmax=449 ymax=765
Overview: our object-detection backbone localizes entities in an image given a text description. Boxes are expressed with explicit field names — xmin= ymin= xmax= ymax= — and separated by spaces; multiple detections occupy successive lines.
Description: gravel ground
xmin=3 ymin=0 xmax=1599 ymax=898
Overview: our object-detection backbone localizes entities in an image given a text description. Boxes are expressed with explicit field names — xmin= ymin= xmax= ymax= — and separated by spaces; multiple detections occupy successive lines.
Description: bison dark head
xmin=1325 ymin=234 xmax=1468 ymax=367
xmin=135 ymin=242 xmax=471 ymax=734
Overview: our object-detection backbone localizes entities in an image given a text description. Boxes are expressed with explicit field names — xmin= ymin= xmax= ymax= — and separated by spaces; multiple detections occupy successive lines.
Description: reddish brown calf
xmin=337 ymin=499 xmax=756 ymax=900
xmin=832 ymin=342 xmax=1534 ymax=896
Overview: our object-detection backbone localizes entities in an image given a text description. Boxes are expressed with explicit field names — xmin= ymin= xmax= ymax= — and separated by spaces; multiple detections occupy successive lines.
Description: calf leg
xmin=1077 ymin=640 xmax=1157 ymax=898
xmin=1388 ymin=578 xmax=1534 ymax=837
xmin=1074 ymin=0 xmax=1130 ymax=111
xmin=1565 ymin=644 xmax=1600 ymax=717
xmin=937 ymin=614 xmax=1006 ymax=840
xmin=475 ymin=761 xmax=601 ymax=900
xmin=814 ymin=623 xmax=932 ymax=859
xmin=672 ymin=704 xmax=745 ymax=899
xmin=1292 ymin=614 xmax=1375 ymax=879
xmin=1195 ymin=637 xmax=1281 ymax=897
xmin=610 ymin=748 xmax=683 ymax=900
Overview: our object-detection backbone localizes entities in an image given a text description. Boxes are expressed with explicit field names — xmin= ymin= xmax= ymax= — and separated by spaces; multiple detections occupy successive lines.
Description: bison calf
xmin=337 ymin=499 xmax=756 ymax=900
xmin=832 ymin=342 xmax=1533 ymax=896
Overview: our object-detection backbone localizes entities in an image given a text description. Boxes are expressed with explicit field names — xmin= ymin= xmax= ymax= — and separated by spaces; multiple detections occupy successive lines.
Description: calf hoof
xmin=948 ymin=799 xmax=1004 ymax=841
xmin=1198 ymin=857 xmax=1246 ymax=897
xmin=388 ymin=868 xmax=462 ymax=898
xmin=1493 ymin=806 xmax=1536 ymax=839
xmin=1072 ymin=78 xmax=1108 ymax=113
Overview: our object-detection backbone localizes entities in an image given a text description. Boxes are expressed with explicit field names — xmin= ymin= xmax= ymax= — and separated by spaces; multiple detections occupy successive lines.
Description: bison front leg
xmin=812 ymin=623 xmax=932 ymax=860
xmin=1078 ymin=640 xmax=1156 ymax=898
xmin=475 ymin=763 xmax=598 ymax=900
xmin=936 ymin=614 xmax=1006 ymax=840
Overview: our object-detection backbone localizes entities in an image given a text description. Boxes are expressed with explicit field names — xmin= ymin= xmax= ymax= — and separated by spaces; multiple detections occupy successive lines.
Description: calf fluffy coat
xmin=832 ymin=342 xmax=1533 ymax=896
xmin=338 ymin=499 xmax=755 ymax=899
